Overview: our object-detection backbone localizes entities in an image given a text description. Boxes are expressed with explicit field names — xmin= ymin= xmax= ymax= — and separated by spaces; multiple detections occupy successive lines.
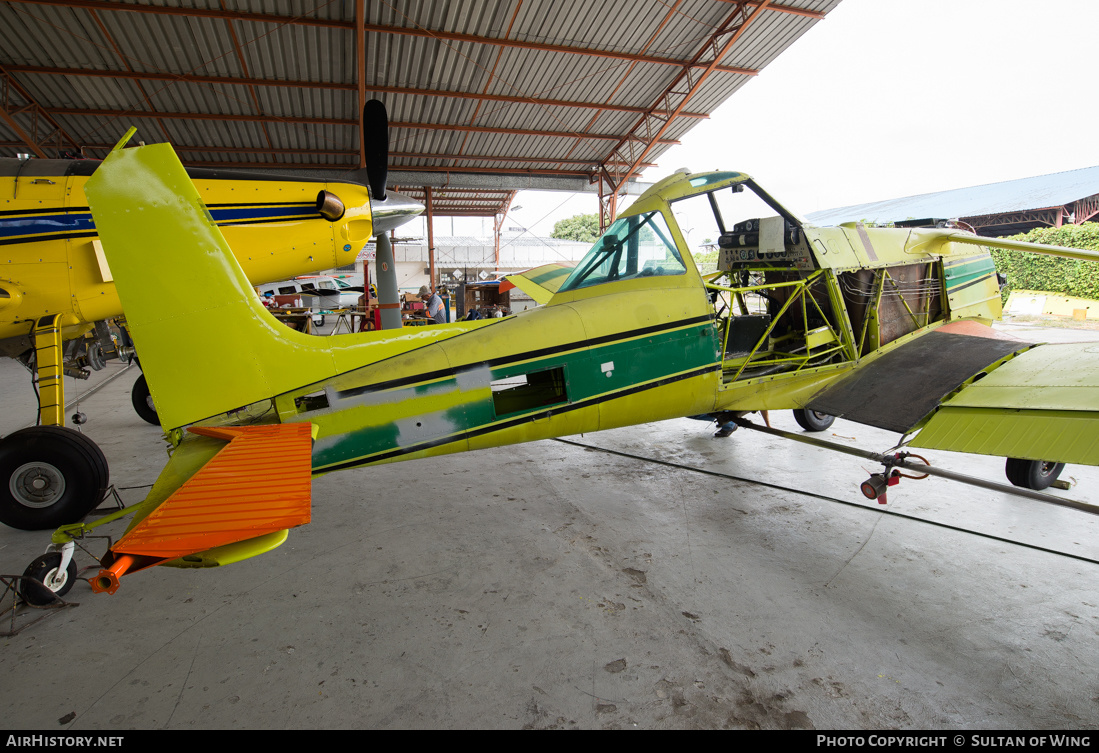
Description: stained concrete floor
xmin=0 ymin=322 xmax=1098 ymax=730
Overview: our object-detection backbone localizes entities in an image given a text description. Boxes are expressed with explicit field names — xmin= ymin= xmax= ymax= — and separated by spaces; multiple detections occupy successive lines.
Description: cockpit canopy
xmin=558 ymin=210 xmax=687 ymax=293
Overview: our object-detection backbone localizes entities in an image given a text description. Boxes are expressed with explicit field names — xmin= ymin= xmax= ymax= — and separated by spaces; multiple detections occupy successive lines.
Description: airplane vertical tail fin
xmin=85 ymin=135 xmax=347 ymax=429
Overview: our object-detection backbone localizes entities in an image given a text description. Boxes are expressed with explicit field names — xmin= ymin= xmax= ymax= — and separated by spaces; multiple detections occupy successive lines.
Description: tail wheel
xmin=18 ymin=552 xmax=78 ymax=606
xmin=131 ymin=374 xmax=159 ymax=426
xmin=1005 ymin=458 xmax=1064 ymax=491
xmin=0 ymin=426 xmax=108 ymax=530
xmin=793 ymin=409 xmax=835 ymax=432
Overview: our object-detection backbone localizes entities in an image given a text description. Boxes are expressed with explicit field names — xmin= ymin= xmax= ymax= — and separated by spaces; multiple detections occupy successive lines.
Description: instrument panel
xmin=717 ymin=216 xmax=814 ymax=271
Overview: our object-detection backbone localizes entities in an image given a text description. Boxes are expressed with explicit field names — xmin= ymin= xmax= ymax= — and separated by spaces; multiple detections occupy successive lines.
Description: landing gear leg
xmin=0 ymin=317 xmax=113 ymax=531
xmin=33 ymin=314 xmax=66 ymax=428
xmin=17 ymin=543 xmax=78 ymax=606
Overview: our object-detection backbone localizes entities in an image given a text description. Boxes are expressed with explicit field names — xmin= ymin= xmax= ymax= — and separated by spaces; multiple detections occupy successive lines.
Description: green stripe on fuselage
xmin=309 ymin=320 xmax=719 ymax=470
xmin=944 ymin=255 xmax=997 ymax=288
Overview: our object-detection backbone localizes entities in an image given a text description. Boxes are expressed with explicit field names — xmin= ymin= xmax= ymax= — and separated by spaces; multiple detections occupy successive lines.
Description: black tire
xmin=1005 ymin=458 xmax=1064 ymax=491
xmin=18 ymin=552 xmax=78 ymax=606
xmin=0 ymin=426 xmax=108 ymax=530
xmin=131 ymin=374 xmax=159 ymax=426
xmin=793 ymin=409 xmax=835 ymax=432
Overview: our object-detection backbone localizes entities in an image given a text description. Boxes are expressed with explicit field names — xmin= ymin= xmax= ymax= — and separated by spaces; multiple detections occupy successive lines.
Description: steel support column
xmin=492 ymin=190 xmax=518 ymax=270
xmin=375 ymin=233 xmax=401 ymax=330
xmin=426 ymin=186 xmax=436 ymax=292
xmin=597 ymin=169 xmax=619 ymax=233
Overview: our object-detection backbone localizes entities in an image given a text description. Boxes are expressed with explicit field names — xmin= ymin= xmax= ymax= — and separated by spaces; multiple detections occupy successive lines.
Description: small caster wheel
xmin=18 ymin=552 xmax=78 ymax=606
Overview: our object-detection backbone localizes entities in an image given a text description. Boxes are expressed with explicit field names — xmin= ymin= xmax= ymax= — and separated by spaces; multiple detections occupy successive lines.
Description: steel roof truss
xmin=0 ymin=68 xmax=81 ymax=158
xmin=602 ymin=0 xmax=771 ymax=190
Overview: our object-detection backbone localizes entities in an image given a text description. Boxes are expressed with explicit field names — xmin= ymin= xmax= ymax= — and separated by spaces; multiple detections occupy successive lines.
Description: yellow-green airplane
xmin=0 ymin=105 xmax=421 ymax=535
xmin=16 ymin=134 xmax=1099 ymax=603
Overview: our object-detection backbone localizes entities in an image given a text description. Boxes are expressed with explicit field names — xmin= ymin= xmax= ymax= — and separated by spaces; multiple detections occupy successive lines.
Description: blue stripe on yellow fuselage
xmin=0 ymin=203 xmax=320 ymax=245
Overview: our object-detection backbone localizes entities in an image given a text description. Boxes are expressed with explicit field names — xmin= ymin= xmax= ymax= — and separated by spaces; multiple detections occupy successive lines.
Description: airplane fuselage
xmin=282 ymin=285 xmax=723 ymax=474
xmin=0 ymin=158 xmax=375 ymax=355
xmin=62 ymin=147 xmax=1097 ymax=592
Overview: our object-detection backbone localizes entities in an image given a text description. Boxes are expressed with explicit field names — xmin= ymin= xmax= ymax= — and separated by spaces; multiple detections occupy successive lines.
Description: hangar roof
xmin=0 ymin=0 xmax=839 ymax=215
xmin=807 ymin=165 xmax=1099 ymax=234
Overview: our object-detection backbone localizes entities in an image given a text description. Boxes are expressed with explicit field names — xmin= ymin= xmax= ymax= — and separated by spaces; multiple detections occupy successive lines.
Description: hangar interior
xmin=1 ymin=0 xmax=1098 ymax=732
xmin=0 ymin=0 xmax=839 ymax=273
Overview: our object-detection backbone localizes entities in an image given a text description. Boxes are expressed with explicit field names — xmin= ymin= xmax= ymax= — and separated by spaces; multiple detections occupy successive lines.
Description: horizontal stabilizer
xmin=502 ymin=264 xmax=574 ymax=304
xmin=112 ymin=423 xmax=313 ymax=560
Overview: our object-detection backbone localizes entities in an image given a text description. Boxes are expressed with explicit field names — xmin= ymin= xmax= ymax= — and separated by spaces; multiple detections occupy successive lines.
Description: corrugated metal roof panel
xmin=0 ymin=0 xmax=840 ymax=203
xmin=807 ymin=166 xmax=1099 ymax=226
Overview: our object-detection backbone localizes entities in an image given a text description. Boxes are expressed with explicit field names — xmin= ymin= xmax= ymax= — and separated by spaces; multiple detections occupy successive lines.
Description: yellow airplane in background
xmin=0 ymin=105 xmax=422 ymax=533
xmin=12 ymin=134 xmax=1099 ymax=605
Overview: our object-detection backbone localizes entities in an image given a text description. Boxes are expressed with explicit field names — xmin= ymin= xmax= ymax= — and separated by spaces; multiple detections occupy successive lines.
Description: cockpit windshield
xmin=558 ymin=211 xmax=686 ymax=293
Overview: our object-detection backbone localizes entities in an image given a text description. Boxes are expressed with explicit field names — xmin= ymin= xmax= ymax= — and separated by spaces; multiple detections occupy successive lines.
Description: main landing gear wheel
xmin=0 ymin=426 xmax=109 ymax=530
xmin=17 ymin=552 xmax=78 ymax=606
xmin=793 ymin=409 xmax=835 ymax=432
xmin=1005 ymin=458 xmax=1064 ymax=491
xmin=131 ymin=374 xmax=159 ymax=426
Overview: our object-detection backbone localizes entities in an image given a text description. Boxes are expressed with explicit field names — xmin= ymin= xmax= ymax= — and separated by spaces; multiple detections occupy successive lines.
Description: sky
xmin=422 ymin=0 xmax=1099 ymax=242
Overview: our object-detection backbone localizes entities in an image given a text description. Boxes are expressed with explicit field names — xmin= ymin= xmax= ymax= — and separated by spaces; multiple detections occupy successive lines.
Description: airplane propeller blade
xmin=362 ymin=99 xmax=389 ymax=202
xmin=350 ymin=98 xmax=423 ymax=234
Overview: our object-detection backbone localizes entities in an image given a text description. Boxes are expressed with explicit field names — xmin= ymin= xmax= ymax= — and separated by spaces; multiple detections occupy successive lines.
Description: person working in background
xmin=418 ymin=285 xmax=447 ymax=324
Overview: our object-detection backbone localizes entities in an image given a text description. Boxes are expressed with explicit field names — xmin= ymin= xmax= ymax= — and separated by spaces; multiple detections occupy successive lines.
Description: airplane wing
xmin=909 ymin=341 xmax=1099 ymax=464
xmin=804 ymin=320 xmax=1099 ymax=464
xmin=92 ymin=422 xmax=314 ymax=592
xmin=500 ymin=264 xmax=574 ymax=304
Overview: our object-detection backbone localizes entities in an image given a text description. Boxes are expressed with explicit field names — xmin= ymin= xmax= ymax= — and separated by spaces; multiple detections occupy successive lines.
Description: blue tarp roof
xmin=806 ymin=165 xmax=1099 ymax=226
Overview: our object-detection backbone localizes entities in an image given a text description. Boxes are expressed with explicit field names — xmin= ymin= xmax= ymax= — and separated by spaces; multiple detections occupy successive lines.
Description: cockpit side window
xmin=558 ymin=211 xmax=686 ymax=292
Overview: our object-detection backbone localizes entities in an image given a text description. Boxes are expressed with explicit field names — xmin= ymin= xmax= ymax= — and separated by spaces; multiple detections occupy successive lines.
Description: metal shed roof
xmin=0 ymin=0 xmax=840 ymax=217
xmin=807 ymin=165 xmax=1099 ymax=233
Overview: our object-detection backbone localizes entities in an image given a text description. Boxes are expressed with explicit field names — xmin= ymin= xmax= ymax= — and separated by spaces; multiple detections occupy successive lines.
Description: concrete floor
xmin=1 ymin=322 xmax=1098 ymax=730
